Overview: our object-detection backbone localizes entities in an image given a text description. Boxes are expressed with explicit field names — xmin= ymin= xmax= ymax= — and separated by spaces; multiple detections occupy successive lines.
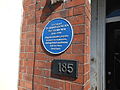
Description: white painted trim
xmin=97 ymin=0 xmax=106 ymax=90
xmin=91 ymin=0 xmax=106 ymax=90
xmin=106 ymin=16 xmax=120 ymax=23
xmin=90 ymin=0 xmax=98 ymax=89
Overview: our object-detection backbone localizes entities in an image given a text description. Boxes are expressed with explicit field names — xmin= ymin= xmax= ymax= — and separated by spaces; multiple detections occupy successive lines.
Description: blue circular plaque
xmin=42 ymin=18 xmax=73 ymax=54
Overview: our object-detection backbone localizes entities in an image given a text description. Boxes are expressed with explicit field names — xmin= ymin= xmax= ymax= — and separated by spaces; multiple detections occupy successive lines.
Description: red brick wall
xmin=18 ymin=0 xmax=91 ymax=90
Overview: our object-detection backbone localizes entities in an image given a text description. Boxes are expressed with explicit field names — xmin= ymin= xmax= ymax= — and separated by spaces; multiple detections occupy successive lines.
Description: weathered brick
xmin=65 ymin=0 xmax=85 ymax=8
xmin=45 ymin=78 xmax=65 ymax=89
xmin=73 ymin=25 xmax=85 ymax=34
xmin=73 ymin=34 xmax=85 ymax=44
xmin=65 ymin=82 xmax=71 ymax=90
xmin=71 ymin=83 xmax=83 ymax=90
xmin=73 ymin=6 xmax=85 ymax=16
xmin=68 ymin=15 xmax=85 ymax=25
xmin=23 ymin=74 xmax=33 ymax=82
xmin=72 ymin=44 xmax=84 ymax=54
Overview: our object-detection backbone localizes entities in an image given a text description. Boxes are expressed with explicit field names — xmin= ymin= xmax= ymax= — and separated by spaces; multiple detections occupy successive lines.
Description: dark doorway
xmin=106 ymin=22 xmax=120 ymax=90
xmin=106 ymin=0 xmax=120 ymax=18
xmin=106 ymin=0 xmax=120 ymax=89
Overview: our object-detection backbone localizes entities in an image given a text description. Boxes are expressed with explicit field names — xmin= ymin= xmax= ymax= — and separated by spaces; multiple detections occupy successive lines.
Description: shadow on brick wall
xmin=40 ymin=0 xmax=63 ymax=23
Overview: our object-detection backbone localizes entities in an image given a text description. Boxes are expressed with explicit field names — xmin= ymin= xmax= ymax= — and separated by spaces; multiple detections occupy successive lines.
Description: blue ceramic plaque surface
xmin=42 ymin=18 xmax=73 ymax=54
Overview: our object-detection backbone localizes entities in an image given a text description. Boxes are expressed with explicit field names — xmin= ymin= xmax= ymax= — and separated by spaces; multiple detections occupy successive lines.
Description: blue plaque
xmin=42 ymin=18 xmax=73 ymax=54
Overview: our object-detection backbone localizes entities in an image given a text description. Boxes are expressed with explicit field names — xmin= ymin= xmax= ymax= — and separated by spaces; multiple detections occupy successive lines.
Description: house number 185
xmin=58 ymin=63 xmax=74 ymax=73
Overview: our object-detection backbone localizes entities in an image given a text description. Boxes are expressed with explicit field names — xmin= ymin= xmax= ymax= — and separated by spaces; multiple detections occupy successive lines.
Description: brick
xmin=45 ymin=78 xmax=65 ymax=89
xmin=60 ymin=9 xmax=69 ymax=17
xmin=65 ymin=0 xmax=85 ymax=8
xmin=61 ymin=54 xmax=76 ymax=60
xmin=36 ymin=31 xmax=42 ymax=39
xmin=19 ymin=60 xmax=25 ymax=66
xmin=28 ymin=4 xmax=35 ymax=11
xmin=84 ymin=81 xmax=90 ymax=90
xmin=84 ymin=64 xmax=90 ymax=74
xmin=19 ymin=72 xmax=23 ymax=80
xmin=85 ymin=16 xmax=90 ymax=26
xmin=34 ymin=68 xmax=44 ymax=76
xmin=34 ymin=84 xmax=48 ymax=90
xmin=49 ymin=87 xmax=58 ymax=90
xmin=21 ymin=33 xmax=27 ymax=39
xmin=37 ymin=45 xmax=45 ymax=53
xmin=20 ymin=53 xmax=27 ymax=59
xmin=26 ymin=81 xmax=32 ymax=89
xmin=26 ymin=67 xmax=33 ymax=74
xmin=84 ymin=45 xmax=90 ymax=54
xmin=35 ymin=61 xmax=51 ymax=69
xmin=71 ymin=83 xmax=83 ymax=90
xmin=84 ymin=72 xmax=90 ymax=83
xmin=27 ymin=24 xmax=35 ymax=32
xmin=85 ymin=24 xmax=90 ymax=36
xmin=21 ymin=40 xmax=26 ymax=46
xmin=44 ymin=70 xmax=51 ymax=77
xmin=73 ymin=34 xmax=85 ymax=44
xmin=20 ymin=46 xmax=25 ymax=52
xmin=74 ymin=74 xmax=84 ymax=84
xmin=34 ymin=76 xmax=46 ymax=84
xmin=78 ymin=64 xmax=84 ymax=74
xmin=85 ymin=0 xmax=91 ymax=12
xmin=26 ymin=32 xmax=35 ymax=39
xmin=35 ymin=53 xmax=46 ymax=61
xmin=73 ymin=6 xmax=85 ymax=16
xmin=65 ymin=44 xmax=72 ymax=54
xmin=26 ymin=39 xmax=35 ymax=46
xmin=19 ymin=66 xmax=26 ymax=73
xmin=23 ymin=0 xmax=36 ymax=7
xmin=26 ymin=53 xmax=34 ymax=60
xmin=72 ymin=44 xmax=84 ymax=54
xmin=36 ymin=23 xmax=44 ymax=32
xmin=25 ymin=60 xmax=34 ymax=67
xmin=51 ymin=12 xmax=61 ymax=18
xmin=61 ymin=54 xmax=84 ymax=63
xmin=38 ymin=85 xmax=48 ymax=90
xmin=65 ymin=82 xmax=71 ymax=90
xmin=19 ymin=80 xmax=26 ymax=87
xmin=40 ymin=0 xmax=49 ymax=7
xmin=83 ymin=55 xmax=89 ymax=64
xmin=45 ymin=53 xmax=61 ymax=60
xmin=23 ymin=74 xmax=33 ymax=82
xmin=24 ymin=4 xmax=35 ymax=12
xmin=36 ymin=38 xmax=41 ymax=45
xmin=27 ymin=17 xmax=35 ymax=25
xmin=36 ymin=10 xmax=42 ymax=23
xmin=85 ymin=7 xmax=91 ymax=20
xmin=73 ymin=25 xmax=85 ymax=34
xmin=36 ymin=0 xmax=40 ymax=3
xmin=25 ymin=46 xmax=34 ymax=52
xmin=18 ymin=87 xmax=26 ymax=90
xmin=68 ymin=8 xmax=74 ymax=17
xmin=68 ymin=15 xmax=85 ymax=25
